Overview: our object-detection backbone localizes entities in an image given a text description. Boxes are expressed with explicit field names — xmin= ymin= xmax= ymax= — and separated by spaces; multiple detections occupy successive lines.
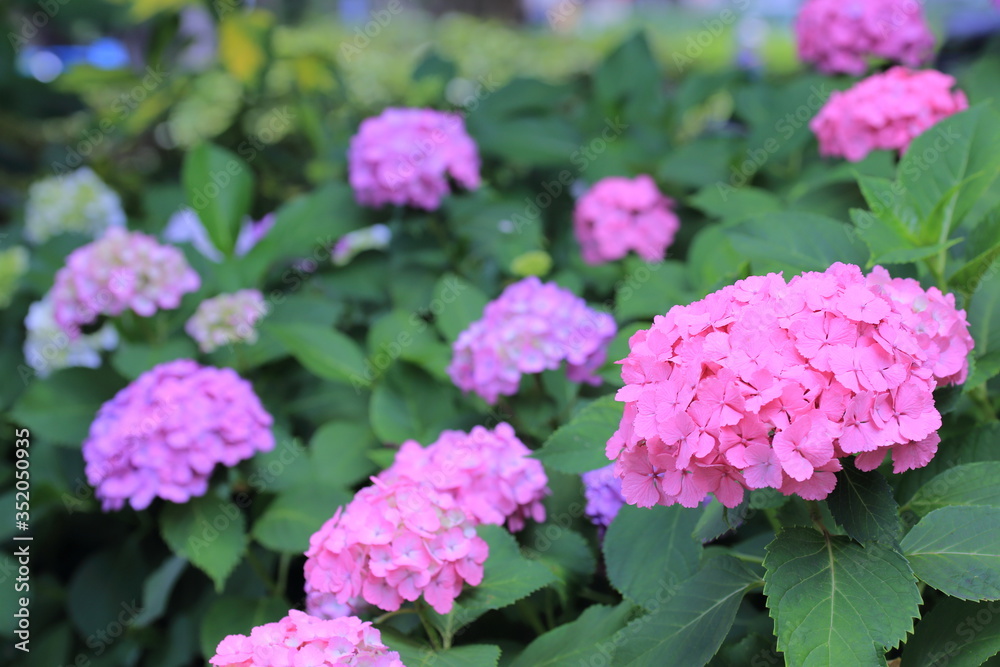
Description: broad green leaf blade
xmin=901 ymin=505 xmax=1000 ymax=600
xmin=10 ymin=367 xmax=124 ymax=446
xmin=160 ymin=494 xmax=248 ymax=592
xmin=535 ymin=394 xmax=620 ymax=474
xmin=182 ymin=142 xmax=253 ymax=257
xmin=689 ymin=185 xmax=782 ymax=224
xmin=614 ymin=259 xmax=692 ymax=322
xmin=903 ymin=597 xmax=1000 ymax=667
xmin=310 ymin=421 xmax=378 ymax=488
xmin=764 ymin=527 xmax=921 ymax=666
xmin=825 ymin=462 xmax=901 ymax=544
xmin=898 ymin=105 xmax=1000 ymax=237
xmin=510 ymin=603 xmax=634 ymax=667
xmin=391 ymin=643 xmax=502 ymax=667
xmin=904 ymin=462 xmax=1000 ymax=518
xmin=871 ymin=238 xmax=961 ymax=266
xmin=431 ymin=524 xmax=556 ymax=632
xmin=894 ymin=423 xmax=1000 ymax=502
xmin=368 ymin=364 xmax=463 ymax=444
xmin=614 ymin=556 xmax=759 ymax=667
xmin=431 ymin=274 xmax=489 ymax=343
xmin=133 ymin=555 xmax=188 ymax=627
xmin=265 ymin=322 xmax=369 ymax=388
xmin=967 ymin=259 xmax=1000 ymax=357
xmin=949 ymin=211 xmax=1000 ymax=296
xmin=251 ymin=482 xmax=350 ymax=553
xmin=603 ymin=504 xmax=701 ymax=606
xmin=693 ymin=497 xmax=750 ymax=544
xmin=67 ymin=542 xmax=147 ymax=640
xmin=727 ymin=212 xmax=868 ymax=275
xmin=112 ymin=339 xmax=199 ymax=380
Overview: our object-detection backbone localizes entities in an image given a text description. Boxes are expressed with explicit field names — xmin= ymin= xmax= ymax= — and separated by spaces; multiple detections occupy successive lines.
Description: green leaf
xmin=252 ymin=482 xmax=350 ymax=553
xmin=67 ymin=542 xmax=148 ymax=640
xmin=693 ymin=497 xmax=750 ymax=544
xmin=870 ymin=238 xmax=962 ymax=267
xmin=949 ymin=211 xmax=1000 ymax=296
xmin=367 ymin=309 xmax=449 ymax=380
xmin=686 ymin=226 xmax=746 ymax=295
xmin=603 ymin=504 xmax=702 ymax=606
xmin=897 ymin=105 xmax=1000 ymax=238
xmin=310 ymin=421 xmax=379 ymax=488
xmin=614 ymin=260 xmax=691 ymax=322
xmin=903 ymin=597 xmax=1000 ymax=667
xmin=431 ymin=524 xmax=556 ymax=631
xmin=112 ymin=339 xmax=199 ymax=380
xmin=510 ymin=603 xmax=635 ymax=667
xmin=727 ymin=212 xmax=868 ymax=275
xmin=968 ymin=269 xmax=1000 ymax=358
xmin=160 ymin=494 xmax=248 ymax=591
xmin=10 ymin=368 xmax=123 ymax=446
xmin=391 ymin=643 xmax=502 ymax=667
xmin=431 ymin=274 xmax=489 ymax=343
xmin=199 ymin=596 xmax=289 ymax=659
xmin=614 ymin=556 xmax=759 ymax=667
xmin=764 ymin=527 xmax=921 ymax=666
xmin=265 ymin=322 xmax=369 ymax=387
xmin=182 ymin=143 xmax=254 ymax=257
xmin=535 ymin=394 xmax=620 ymax=474
xmin=133 ymin=555 xmax=188 ymax=628
xmin=904 ymin=462 xmax=1000 ymax=518
xmin=901 ymin=505 xmax=1000 ymax=600
xmin=825 ymin=462 xmax=901 ymax=544
xmin=689 ymin=185 xmax=783 ymax=225
xmin=368 ymin=364 xmax=462 ymax=444
xmin=593 ymin=31 xmax=660 ymax=120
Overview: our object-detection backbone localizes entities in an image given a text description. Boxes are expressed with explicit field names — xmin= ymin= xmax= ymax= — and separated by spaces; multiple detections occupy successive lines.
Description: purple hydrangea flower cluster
xmin=581 ymin=463 xmax=626 ymax=529
xmin=83 ymin=359 xmax=274 ymax=511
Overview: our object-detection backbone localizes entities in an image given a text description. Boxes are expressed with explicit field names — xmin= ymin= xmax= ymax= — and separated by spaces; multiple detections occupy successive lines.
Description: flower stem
xmin=970 ymin=385 xmax=997 ymax=422
xmin=415 ymin=600 xmax=442 ymax=651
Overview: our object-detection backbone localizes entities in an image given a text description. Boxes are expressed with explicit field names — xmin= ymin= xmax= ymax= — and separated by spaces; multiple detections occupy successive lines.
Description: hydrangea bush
xmin=6 ymin=4 xmax=1000 ymax=667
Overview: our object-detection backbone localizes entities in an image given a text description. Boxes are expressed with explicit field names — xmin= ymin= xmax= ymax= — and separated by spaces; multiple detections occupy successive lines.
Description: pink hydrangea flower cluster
xmin=83 ymin=359 xmax=274 ymax=511
xmin=348 ymin=108 xmax=481 ymax=210
xmin=209 ymin=609 xmax=404 ymax=667
xmin=606 ymin=263 xmax=973 ymax=510
xmin=304 ymin=477 xmax=488 ymax=615
xmin=795 ymin=0 xmax=935 ymax=75
xmin=573 ymin=175 xmax=680 ymax=265
xmin=186 ymin=289 xmax=268 ymax=353
xmin=381 ymin=422 xmax=549 ymax=532
xmin=811 ymin=67 xmax=968 ymax=162
xmin=448 ymin=277 xmax=617 ymax=404
xmin=51 ymin=228 xmax=200 ymax=338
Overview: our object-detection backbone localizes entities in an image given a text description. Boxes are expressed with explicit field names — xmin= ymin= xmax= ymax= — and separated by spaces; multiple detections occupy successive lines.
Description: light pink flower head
xmin=380 ymin=422 xmax=549 ymax=532
xmin=83 ymin=359 xmax=274 ymax=511
xmin=448 ymin=277 xmax=617 ymax=404
xmin=209 ymin=609 xmax=404 ymax=667
xmin=795 ymin=0 xmax=935 ymax=75
xmin=348 ymin=107 xmax=481 ymax=211
xmin=607 ymin=263 xmax=972 ymax=510
xmin=51 ymin=227 xmax=200 ymax=339
xmin=574 ymin=175 xmax=680 ymax=265
xmin=304 ymin=477 xmax=488 ymax=616
xmin=186 ymin=289 xmax=268 ymax=353
xmin=811 ymin=67 xmax=968 ymax=162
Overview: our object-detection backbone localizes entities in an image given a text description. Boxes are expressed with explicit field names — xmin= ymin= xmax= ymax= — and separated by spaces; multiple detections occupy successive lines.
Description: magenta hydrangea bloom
xmin=209 ymin=609 xmax=404 ymax=667
xmin=795 ymin=0 xmax=934 ymax=75
xmin=581 ymin=463 xmax=626 ymax=529
xmin=573 ymin=175 xmax=680 ymax=265
xmin=186 ymin=289 xmax=268 ymax=353
xmin=448 ymin=277 xmax=617 ymax=404
xmin=811 ymin=67 xmax=968 ymax=162
xmin=51 ymin=227 xmax=200 ymax=339
xmin=348 ymin=108 xmax=481 ymax=211
xmin=380 ymin=423 xmax=549 ymax=532
xmin=304 ymin=477 xmax=488 ymax=615
xmin=606 ymin=263 xmax=973 ymax=510
xmin=83 ymin=359 xmax=274 ymax=511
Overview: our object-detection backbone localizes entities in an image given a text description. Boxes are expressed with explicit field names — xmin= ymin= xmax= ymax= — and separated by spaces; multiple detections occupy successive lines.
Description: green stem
xmin=415 ymin=601 xmax=442 ymax=651
xmin=730 ymin=552 xmax=766 ymax=566
xmin=970 ymin=385 xmax=997 ymax=422
xmin=516 ymin=598 xmax=548 ymax=636
xmin=373 ymin=608 xmax=417 ymax=624
xmin=763 ymin=507 xmax=783 ymax=535
xmin=276 ymin=552 xmax=291 ymax=598
xmin=806 ymin=500 xmax=829 ymax=536
xmin=544 ymin=588 xmax=557 ymax=630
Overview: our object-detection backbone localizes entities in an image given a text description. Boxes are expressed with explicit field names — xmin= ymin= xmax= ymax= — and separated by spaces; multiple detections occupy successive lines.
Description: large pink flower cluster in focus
xmin=83 ymin=359 xmax=274 ymax=511
xmin=51 ymin=227 xmax=200 ymax=338
xmin=573 ymin=175 xmax=680 ymax=265
xmin=209 ymin=609 xmax=404 ymax=667
xmin=304 ymin=477 xmax=488 ymax=615
xmin=381 ymin=422 xmax=549 ymax=532
xmin=348 ymin=107 xmax=481 ymax=211
xmin=811 ymin=67 xmax=968 ymax=162
xmin=448 ymin=277 xmax=617 ymax=404
xmin=606 ymin=263 xmax=973 ymax=510
xmin=795 ymin=0 xmax=934 ymax=75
